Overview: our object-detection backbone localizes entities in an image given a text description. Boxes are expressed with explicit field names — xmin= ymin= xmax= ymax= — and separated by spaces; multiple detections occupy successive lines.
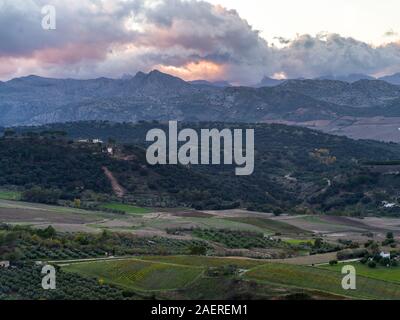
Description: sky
xmin=208 ymin=0 xmax=400 ymax=47
xmin=1 ymin=0 xmax=400 ymax=84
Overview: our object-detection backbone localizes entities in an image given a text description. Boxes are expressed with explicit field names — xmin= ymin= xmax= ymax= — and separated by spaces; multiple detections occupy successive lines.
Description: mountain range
xmin=2 ymin=70 xmax=400 ymax=142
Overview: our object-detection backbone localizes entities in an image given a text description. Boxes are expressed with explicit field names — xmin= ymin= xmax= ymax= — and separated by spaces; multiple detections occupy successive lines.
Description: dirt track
xmin=102 ymin=166 xmax=126 ymax=197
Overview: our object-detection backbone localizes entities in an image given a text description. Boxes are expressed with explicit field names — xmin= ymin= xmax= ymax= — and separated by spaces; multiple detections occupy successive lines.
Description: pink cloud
xmin=33 ymin=43 xmax=109 ymax=65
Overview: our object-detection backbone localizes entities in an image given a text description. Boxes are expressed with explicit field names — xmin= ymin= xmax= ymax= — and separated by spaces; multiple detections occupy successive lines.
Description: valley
xmin=2 ymin=121 xmax=400 ymax=300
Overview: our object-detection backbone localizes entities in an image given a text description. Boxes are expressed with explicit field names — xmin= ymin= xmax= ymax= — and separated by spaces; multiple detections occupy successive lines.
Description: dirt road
xmin=102 ymin=166 xmax=125 ymax=198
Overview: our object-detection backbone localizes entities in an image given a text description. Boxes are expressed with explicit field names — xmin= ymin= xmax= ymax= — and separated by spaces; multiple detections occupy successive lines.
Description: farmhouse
xmin=380 ymin=252 xmax=391 ymax=259
xmin=0 ymin=261 xmax=10 ymax=268
xmin=77 ymin=138 xmax=104 ymax=144
xmin=382 ymin=201 xmax=397 ymax=209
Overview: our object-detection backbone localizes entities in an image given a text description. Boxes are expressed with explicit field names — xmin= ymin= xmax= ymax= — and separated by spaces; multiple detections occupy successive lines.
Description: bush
xmin=188 ymin=245 xmax=207 ymax=256
xmin=22 ymin=187 xmax=61 ymax=204
xmin=329 ymin=260 xmax=338 ymax=266
xmin=337 ymin=248 xmax=368 ymax=261
xmin=368 ymin=261 xmax=377 ymax=269
xmin=360 ymin=257 xmax=368 ymax=264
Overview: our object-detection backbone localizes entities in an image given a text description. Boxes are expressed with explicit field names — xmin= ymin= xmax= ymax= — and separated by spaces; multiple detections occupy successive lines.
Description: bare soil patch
xmin=170 ymin=211 xmax=214 ymax=218
xmin=0 ymin=207 xmax=99 ymax=224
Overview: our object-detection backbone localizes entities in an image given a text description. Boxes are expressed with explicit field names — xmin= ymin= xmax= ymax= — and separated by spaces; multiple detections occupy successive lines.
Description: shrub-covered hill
xmin=2 ymin=121 xmax=400 ymax=215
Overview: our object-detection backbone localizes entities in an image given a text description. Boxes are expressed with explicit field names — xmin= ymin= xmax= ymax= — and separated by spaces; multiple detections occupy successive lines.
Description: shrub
xmin=329 ymin=260 xmax=338 ymax=266
xmin=337 ymin=248 xmax=368 ymax=261
xmin=188 ymin=245 xmax=207 ymax=256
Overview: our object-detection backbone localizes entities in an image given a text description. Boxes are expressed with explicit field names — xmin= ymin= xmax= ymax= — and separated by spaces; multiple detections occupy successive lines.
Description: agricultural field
xmin=225 ymin=216 xmax=310 ymax=236
xmin=283 ymin=239 xmax=315 ymax=246
xmin=191 ymin=229 xmax=286 ymax=249
xmin=61 ymin=255 xmax=400 ymax=300
xmin=0 ymin=200 xmax=105 ymax=223
xmin=99 ymin=203 xmax=153 ymax=215
xmin=4 ymin=194 xmax=400 ymax=300
xmin=142 ymin=216 xmax=271 ymax=234
xmin=0 ymin=190 xmax=21 ymax=201
xmin=139 ymin=255 xmax=267 ymax=269
xmin=244 ymin=263 xmax=400 ymax=300
xmin=63 ymin=258 xmax=204 ymax=291
xmin=322 ymin=262 xmax=400 ymax=283
xmin=0 ymin=263 xmax=135 ymax=300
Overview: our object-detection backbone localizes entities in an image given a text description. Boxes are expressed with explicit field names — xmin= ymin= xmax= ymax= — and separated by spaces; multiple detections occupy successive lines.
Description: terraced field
xmin=244 ymin=263 xmax=400 ymax=299
xmin=64 ymin=258 xmax=203 ymax=291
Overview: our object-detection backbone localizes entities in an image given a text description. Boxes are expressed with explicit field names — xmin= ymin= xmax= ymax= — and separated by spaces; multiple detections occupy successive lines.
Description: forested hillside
xmin=2 ymin=122 xmax=400 ymax=215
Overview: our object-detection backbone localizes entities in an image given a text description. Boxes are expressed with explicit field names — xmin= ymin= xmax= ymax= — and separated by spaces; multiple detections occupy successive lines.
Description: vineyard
xmin=244 ymin=263 xmax=400 ymax=300
xmin=64 ymin=258 xmax=204 ymax=291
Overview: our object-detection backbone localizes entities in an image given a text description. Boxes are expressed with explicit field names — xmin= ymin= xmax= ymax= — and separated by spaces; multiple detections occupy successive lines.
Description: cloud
xmin=276 ymin=33 xmax=400 ymax=78
xmin=384 ymin=29 xmax=398 ymax=37
xmin=1 ymin=0 xmax=400 ymax=83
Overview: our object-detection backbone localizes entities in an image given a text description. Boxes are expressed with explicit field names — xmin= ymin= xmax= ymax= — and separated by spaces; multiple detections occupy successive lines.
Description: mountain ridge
xmin=2 ymin=70 xmax=400 ymax=143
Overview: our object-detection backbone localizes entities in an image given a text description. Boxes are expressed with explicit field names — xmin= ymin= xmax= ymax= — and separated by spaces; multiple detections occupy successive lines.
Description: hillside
xmin=3 ymin=121 xmax=400 ymax=216
xmin=2 ymin=71 xmax=400 ymax=143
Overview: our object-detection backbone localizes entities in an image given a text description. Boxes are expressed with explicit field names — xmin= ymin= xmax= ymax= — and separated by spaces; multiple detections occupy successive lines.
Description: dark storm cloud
xmin=0 ymin=0 xmax=400 ymax=83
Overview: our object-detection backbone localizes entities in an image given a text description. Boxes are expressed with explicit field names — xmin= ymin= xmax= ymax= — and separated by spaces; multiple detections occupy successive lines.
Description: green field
xmin=284 ymin=239 xmax=315 ymax=246
xmin=322 ymin=262 xmax=400 ymax=284
xmin=244 ymin=263 xmax=400 ymax=299
xmin=100 ymin=203 xmax=153 ymax=215
xmin=142 ymin=217 xmax=268 ymax=233
xmin=224 ymin=217 xmax=309 ymax=235
xmin=0 ymin=190 xmax=21 ymax=201
xmin=191 ymin=229 xmax=281 ymax=249
xmin=63 ymin=256 xmax=400 ymax=299
xmin=63 ymin=258 xmax=203 ymax=291
xmin=140 ymin=255 xmax=267 ymax=269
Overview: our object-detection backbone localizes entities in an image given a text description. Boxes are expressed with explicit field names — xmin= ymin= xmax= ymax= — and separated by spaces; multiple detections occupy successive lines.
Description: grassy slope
xmin=100 ymin=203 xmax=153 ymax=215
xmin=0 ymin=190 xmax=21 ymax=201
xmin=322 ymin=262 xmax=400 ymax=284
xmin=224 ymin=217 xmax=310 ymax=235
xmin=63 ymin=256 xmax=400 ymax=299
xmin=63 ymin=258 xmax=203 ymax=291
xmin=283 ymin=239 xmax=315 ymax=245
xmin=244 ymin=263 xmax=400 ymax=300
xmin=140 ymin=256 xmax=267 ymax=269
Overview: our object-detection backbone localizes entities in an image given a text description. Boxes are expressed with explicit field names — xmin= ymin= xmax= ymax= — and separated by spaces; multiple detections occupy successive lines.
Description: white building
xmin=0 ymin=261 xmax=10 ymax=268
xmin=380 ymin=252 xmax=391 ymax=259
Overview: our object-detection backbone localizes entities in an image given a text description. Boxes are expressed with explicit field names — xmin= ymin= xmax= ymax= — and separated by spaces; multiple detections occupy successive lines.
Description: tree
xmin=74 ymin=198 xmax=81 ymax=208
xmin=37 ymin=226 xmax=56 ymax=239
xmin=4 ymin=248 xmax=23 ymax=262
xmin=314 ymin=238 xmax=323 ymax=249
xmin=189 ymin=245 xmax=207 ymax=255
xmin=383 ymin=232 xmax=395 ymax=246
xmin=22 ymin=187 xmax=61 ymax=204
xmin=3 ymin=130 xmax=16 ymax=138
